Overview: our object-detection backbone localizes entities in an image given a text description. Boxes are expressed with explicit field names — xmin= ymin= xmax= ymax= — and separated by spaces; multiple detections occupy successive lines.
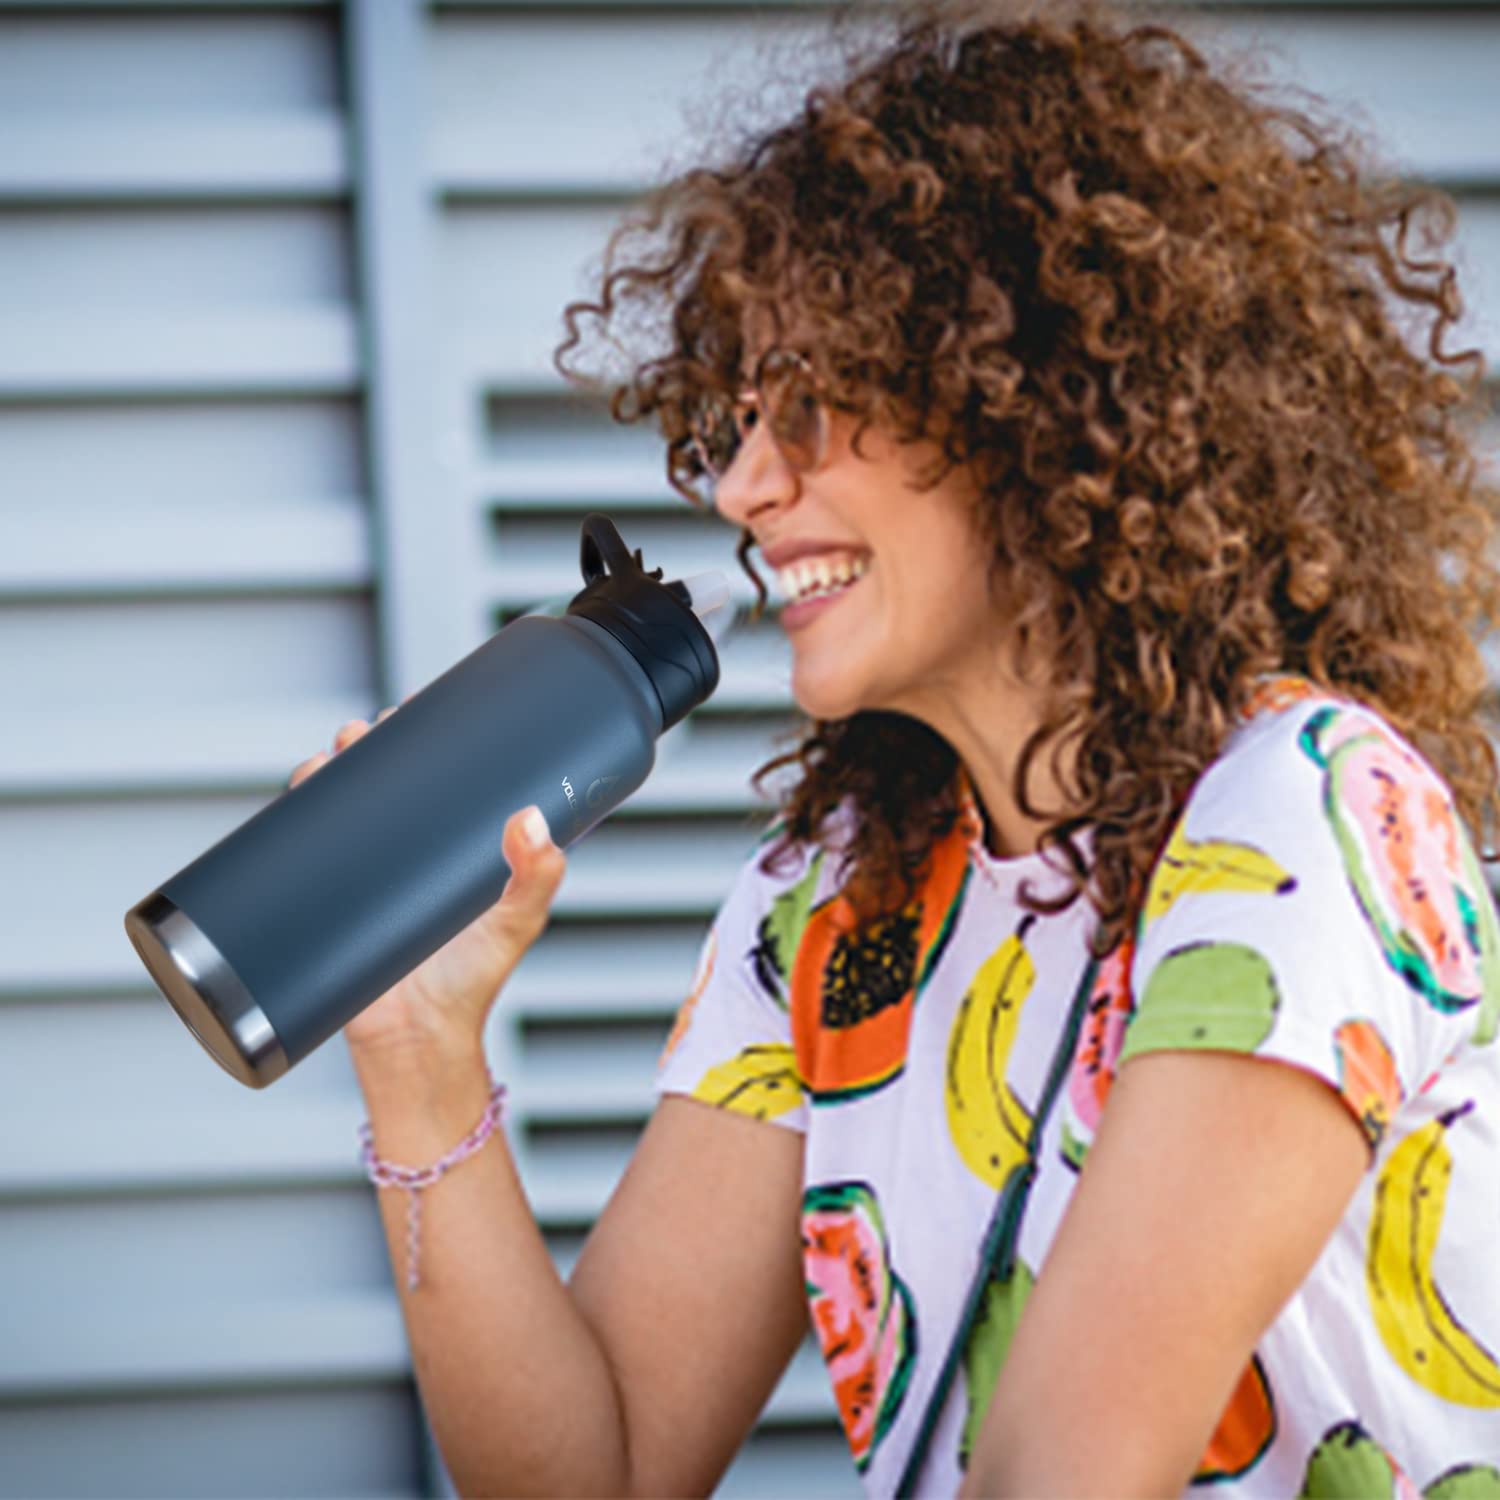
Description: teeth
xmin=776 ymin=553 xmax=870 ymax=604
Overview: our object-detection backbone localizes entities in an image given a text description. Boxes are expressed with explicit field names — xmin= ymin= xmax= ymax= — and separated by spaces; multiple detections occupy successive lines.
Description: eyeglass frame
xmin=686 ymin=347 xmax=834 ymax=492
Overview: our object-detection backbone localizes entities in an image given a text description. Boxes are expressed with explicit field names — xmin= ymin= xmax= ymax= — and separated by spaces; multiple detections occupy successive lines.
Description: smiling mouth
xmin=779 ymin=565 xmax=869 ymax=622
xmin=776 ymin=556 xmax=873 ymax=608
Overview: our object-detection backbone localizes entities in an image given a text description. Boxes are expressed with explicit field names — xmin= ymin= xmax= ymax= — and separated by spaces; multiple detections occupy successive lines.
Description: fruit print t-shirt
xmin=653 ymin=678 xmax=1500 ymax=1497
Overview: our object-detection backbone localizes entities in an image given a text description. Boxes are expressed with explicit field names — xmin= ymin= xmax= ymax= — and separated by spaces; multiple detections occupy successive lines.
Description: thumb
xmin=463 ymin=806 xmax=565 ymax=976
xmin=497 ymin=805 xmax=566 ymax=910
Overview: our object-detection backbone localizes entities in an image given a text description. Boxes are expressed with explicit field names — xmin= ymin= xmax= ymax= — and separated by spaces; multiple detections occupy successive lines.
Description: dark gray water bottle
xmin=124 ymin=514 xmax=733 ymax=1090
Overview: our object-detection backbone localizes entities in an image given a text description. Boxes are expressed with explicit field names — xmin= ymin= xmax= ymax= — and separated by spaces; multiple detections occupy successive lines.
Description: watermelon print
xmin=1456 ymin=829 xmax=1500 ymax=1048
xmin=1299 ymin=705 xmax=1492 ymax=1018
xmin=802 ymin=1181 xmax=917 ymax=1473
xmin=1061 ymin=935 xmax=1135 ymax=1171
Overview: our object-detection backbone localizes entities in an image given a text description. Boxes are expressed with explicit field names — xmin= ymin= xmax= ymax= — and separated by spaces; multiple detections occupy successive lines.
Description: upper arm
xmin=568 ymin=1093 xmax=808 ymax=1498
xmin=962 ymin=1046 xmax=1369 ymax=1497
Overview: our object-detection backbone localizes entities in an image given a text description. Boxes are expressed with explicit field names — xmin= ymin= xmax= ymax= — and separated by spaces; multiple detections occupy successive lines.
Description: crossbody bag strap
xmin=892 ymin=947 xmax=1101 ymax=1498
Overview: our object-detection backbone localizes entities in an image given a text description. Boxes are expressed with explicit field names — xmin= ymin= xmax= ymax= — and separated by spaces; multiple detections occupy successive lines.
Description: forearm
xmin=959 ymin=1364 xmax=1201 ymax=1499
xmin=352 ymin=1041 xmax=632 ymax=1497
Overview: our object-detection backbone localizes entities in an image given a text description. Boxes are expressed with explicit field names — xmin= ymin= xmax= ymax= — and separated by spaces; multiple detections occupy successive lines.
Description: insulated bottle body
xmin=124 ymin=614 xmax=660 ymax=1089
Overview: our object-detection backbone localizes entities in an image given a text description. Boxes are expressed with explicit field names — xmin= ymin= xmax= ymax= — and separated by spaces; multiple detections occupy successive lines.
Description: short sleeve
xmin=1121 ymin=698 xmax=1500 ymax=1161
xmin=653 ymin=826 xmax=814 ymax=1134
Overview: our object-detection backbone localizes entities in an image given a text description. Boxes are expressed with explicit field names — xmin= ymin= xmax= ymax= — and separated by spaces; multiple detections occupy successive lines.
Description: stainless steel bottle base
xmin=124 ymin=892 xmax=289 ymax=1090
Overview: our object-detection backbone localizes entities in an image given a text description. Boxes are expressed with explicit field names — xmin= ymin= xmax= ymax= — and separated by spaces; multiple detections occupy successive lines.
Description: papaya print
xmin=690 ymin=1043 xmax=804 ymax=1121
xmin=1119 ymin=941 xmax=1281 ymax=1063
xmin=1060 ymin=934 xmax=1135 ymax=1172
xmin=749 ymin=851 xmax=825 ymax=1008
xmin=791 ymin=826 xmax=970 ymax=1103
xmin=959 ymin=1255 xmax=1034 ymax=1469
xmin=659 ymin=927 xmax=715 ymax=1068
xmin=946 ymin=915 xmax=1039 ymax=1190
xmin=1192 ymin=1353 xmax=1276 ymax=1483
xmin=1140 ymin=818 xmax=1298 ymax=934
xmin=1367 ymin=1098 xmax=1500 ymax=1408
xmin=802 ymin=1181 xmax=917 ymax=1473
xmin=1333 ymin=1018 xmax=1404 ymax=1150
xmin=1300 ymin=705 xmax=1499 ymax=1023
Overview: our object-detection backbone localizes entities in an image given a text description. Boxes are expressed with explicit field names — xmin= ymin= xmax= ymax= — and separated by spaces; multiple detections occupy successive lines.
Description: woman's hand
xmin=285 ymin=706 xmax=568 ymax=1061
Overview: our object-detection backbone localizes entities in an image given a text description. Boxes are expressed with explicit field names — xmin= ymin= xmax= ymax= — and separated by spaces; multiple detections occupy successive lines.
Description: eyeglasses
xmin=688 ymin=348 xmax=831 ymax=488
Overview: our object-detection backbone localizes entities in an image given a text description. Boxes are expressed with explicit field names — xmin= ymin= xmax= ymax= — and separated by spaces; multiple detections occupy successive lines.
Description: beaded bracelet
xmin=358 ymin=1075 xmax=507 ymax=1293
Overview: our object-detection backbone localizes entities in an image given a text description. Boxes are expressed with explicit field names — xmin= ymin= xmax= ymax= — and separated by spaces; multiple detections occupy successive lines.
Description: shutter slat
xmin=0 ymin=497 xmax=371 ymax=597
xmin=0 ymin=1292 xmax=408 ymax=1398
xmin=0 ymin=308 xmax=361 ymax=397
xmin=0 ymin=113 xmax=347 ymax=200
xmin=473 ymin=459 xmax=680 ymax=507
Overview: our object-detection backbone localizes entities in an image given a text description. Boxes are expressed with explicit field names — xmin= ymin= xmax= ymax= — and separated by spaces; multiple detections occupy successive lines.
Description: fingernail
xmin=521 ymin=806 xmax=550 ymax=850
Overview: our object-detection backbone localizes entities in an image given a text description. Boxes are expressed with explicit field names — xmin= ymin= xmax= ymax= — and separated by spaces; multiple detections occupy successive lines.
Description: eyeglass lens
xmin=692 ymin=353 xmax=826 ymax=481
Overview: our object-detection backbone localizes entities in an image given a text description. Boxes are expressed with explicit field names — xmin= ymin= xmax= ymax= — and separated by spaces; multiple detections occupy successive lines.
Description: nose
xmin=710 ymin=417 xmax=800 ymax=531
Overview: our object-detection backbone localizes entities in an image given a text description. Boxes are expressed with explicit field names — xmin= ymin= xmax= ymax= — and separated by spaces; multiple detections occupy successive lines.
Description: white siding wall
xmin=0 ymin=2 xmax=1495 ymax=1497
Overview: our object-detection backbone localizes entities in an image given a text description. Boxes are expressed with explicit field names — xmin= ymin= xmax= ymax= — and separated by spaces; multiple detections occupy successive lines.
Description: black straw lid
xmin=565 ymin=514 xmax=725 ymax=731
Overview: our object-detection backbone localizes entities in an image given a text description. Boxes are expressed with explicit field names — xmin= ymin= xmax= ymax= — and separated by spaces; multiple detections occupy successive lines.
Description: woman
xmin=294 ymin=0 xmax=1500 ymax=1492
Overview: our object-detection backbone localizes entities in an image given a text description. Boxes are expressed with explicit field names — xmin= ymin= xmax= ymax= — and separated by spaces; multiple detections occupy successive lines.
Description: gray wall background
xmin=0 ymin=2 xmax=1495 ymax=1497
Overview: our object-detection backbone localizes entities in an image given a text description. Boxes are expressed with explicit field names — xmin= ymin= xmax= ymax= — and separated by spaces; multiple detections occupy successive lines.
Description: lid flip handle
xmin=580 ymin=514 xmax=641 ymax=585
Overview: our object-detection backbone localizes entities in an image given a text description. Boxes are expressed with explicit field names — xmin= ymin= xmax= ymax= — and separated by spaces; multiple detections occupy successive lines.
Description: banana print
xmin=691 ymin=1044 xmax=805 ymax=1121
xmin=945 ymin=916 xmax=1038 ymax=1190
xmin=1141 ymin=820 xmax=1297 ymax=932
xmin=1367 ymin=1099 xmax=1500 ymax=1407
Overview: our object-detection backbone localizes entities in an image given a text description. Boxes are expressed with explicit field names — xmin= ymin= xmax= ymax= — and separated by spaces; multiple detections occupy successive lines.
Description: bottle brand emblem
xmin=586 ymin=776 xmax=619 ymax=809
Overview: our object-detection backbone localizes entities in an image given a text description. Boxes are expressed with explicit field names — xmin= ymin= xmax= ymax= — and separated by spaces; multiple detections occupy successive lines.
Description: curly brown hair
xmin=553 ymin=0 xmax=1500 ymax=956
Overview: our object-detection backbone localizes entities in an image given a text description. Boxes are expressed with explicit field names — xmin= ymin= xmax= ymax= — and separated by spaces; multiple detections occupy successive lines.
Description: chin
xmin=791 ymin=672 xmax=869 ymax=724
